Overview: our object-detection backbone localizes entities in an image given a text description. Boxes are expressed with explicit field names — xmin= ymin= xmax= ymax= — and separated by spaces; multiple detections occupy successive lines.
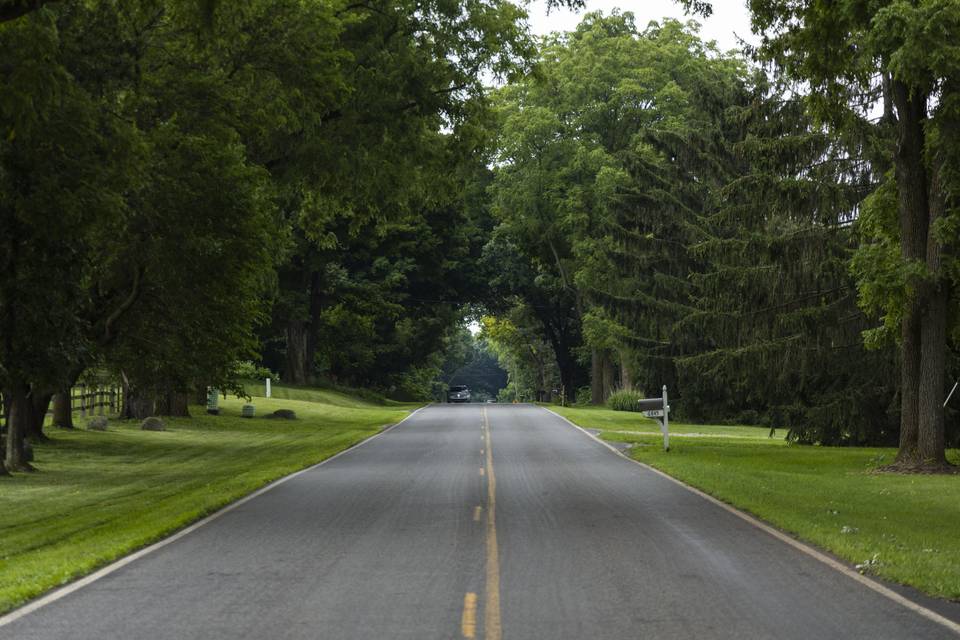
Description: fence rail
xmin=70 ymin=384 xmax=123 ymax=418
xmin=0 ymin=384 xmax=123 ymax=431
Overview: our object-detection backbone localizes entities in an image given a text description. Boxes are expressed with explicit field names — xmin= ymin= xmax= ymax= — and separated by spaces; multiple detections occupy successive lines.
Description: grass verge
xmin=0 ymin=390 xmax=418 ymax=615
xmin=550 ymin=405 xmax=960 ymax=601
xmin=241 ymin=381 xmax=405 ymax=407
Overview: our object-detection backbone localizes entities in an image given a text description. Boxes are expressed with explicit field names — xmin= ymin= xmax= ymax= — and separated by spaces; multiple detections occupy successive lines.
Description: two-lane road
xmin=2 ymin=404 xmax=958 ymax=639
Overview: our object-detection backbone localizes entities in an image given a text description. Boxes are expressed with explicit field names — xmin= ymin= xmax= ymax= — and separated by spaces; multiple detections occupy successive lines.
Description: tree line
xmin=482 ymin=4 xmax=959 ymax=472
xmin=0 ymin=0 xmax=583 ymax=473
xmin=2 ymin=0 xmax=957 ymax=475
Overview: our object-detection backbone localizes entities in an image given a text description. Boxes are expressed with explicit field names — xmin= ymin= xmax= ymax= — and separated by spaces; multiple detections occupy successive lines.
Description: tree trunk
xmin=602 ymin=353 xmax=616 ymax=401
xmin=25 ymin=391 xmax=52 ymax=442
xmin=52 ymin=388 xmax=73 ymax=429
xmin=156 ymin=391 xmax=190 ymax=417
xmin=0 ymin=393 xmax=7 ymax=475
xmin=917 ymin=281 xmax=948 ymax=465
xmin=122 ymin=385 xmax=154 ymax=420
xmin=619 ymin=350 xmax=633 ymax=390
xmin=895 ymin=311 xmax=922 ymax=463
xmin=916 ymin=170 xmax=950 ymax=467
xmin=590 ymin=350 xmax=603 ymax=405
xmin=304 ymin=270 xmax=323 ymax=379
xmin=891 ymin=81 xmax=932 ymax=467
xmin=4 ymin=383 xmax=35 ymax=472
xmin=284 ymin=320 xmax=309 ymax=385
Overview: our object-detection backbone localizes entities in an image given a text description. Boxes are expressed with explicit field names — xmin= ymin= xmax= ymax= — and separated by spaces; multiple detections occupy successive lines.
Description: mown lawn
xmin=550 ymin=405 xmax=960 ymax=601
xmin=0 ymin=390 xmax=417 ymax=614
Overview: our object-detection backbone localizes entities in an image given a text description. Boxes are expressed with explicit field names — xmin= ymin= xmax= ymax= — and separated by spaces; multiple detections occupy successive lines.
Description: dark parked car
xmin=447 ymin=385 xmax=471 ymax=403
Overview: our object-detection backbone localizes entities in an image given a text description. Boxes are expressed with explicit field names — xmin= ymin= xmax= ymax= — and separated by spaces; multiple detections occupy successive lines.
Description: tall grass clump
xmin=607 ymin=389 xmax=645 ymax=412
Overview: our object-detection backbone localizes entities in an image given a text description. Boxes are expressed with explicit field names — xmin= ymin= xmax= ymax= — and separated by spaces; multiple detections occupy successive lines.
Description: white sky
xmin=526 ymin=0 xmax=757 ymax=53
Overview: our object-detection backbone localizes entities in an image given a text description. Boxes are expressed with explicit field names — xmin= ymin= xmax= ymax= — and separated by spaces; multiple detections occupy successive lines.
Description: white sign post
xmin=265 ymin=378 xmax=272 ymax=398
xmin=640 ymin=385 xmax=670 ymax=451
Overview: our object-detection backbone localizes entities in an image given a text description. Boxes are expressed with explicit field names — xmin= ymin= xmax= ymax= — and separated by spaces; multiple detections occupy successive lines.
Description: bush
xmin=233 ymin=361 xmax=277 ymax=382
xmin=575 ymin=386 xmax=592 ymax=405
xmin=607 ymin=389 xmax=646 ymax=412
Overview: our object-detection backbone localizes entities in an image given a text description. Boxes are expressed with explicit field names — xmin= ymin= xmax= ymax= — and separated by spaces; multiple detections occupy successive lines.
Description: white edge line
xmin=540 ymin=406 xmax=960 ymax=637
xmin=0 ymin=405 xmax=428 ymax=628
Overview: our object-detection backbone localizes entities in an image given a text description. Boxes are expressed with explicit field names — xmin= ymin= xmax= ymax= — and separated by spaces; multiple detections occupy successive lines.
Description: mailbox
xmin=639 ymin=386 xmax=671 ymax=452
xmin=636 ymin=398 xmax=664 ymax=412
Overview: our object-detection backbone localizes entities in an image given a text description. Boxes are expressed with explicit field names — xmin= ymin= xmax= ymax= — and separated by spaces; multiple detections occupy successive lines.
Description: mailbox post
xmin=638 ymin=385 xmax=670 ymax=451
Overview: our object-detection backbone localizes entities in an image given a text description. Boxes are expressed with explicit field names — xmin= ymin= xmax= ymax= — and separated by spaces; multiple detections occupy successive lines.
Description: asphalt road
xmin=2 ymin=404 xmax=958 ymax=639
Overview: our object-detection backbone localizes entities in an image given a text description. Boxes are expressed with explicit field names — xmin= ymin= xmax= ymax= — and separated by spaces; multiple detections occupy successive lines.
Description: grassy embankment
xmin=550 ymin=405 xmax=960 ymax=601
xmin=0 ymin=385 xmax=418 ymax=615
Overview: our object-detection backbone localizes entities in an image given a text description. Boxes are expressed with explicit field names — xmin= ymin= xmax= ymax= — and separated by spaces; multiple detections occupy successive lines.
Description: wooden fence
xmin=0 ymin=384 xmax=123 ymax=431
xmin=70 ymin=385 xmax=123 ymax=418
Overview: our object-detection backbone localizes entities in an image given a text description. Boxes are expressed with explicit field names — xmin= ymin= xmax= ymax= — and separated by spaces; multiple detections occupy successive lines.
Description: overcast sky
xmin=525 ymin=0 xmax=757 ymax=52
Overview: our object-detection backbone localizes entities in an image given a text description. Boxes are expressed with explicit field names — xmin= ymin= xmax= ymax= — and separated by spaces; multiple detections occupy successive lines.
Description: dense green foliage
xmin=1 ymin=0 xmax=531 ymax=470
xmin=487 ymin=7 xmax=958 ymax=457
xmin=606 ymin=389 xmax=645 ymax=412
xmin=736 ymin=0 xmax=960 ymax=465
xmin=485 ymin=12 xmax=893 ymax=442
xmin=4 ymin=0 xmax=959 ymax=474
xmin=679 ymin=82 xmax=899 ymax=445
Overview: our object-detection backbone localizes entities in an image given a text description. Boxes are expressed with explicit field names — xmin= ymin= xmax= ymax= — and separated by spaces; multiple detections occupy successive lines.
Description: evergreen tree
xmin=681 ymin=79 xmax=898 ymax=443
xmin=737 ymin=0 xmax=960 ymax=469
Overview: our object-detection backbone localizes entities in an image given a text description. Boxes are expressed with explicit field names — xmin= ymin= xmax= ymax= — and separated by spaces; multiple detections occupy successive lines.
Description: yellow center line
xmin=461 ymin=592 xmax=478 ymax=638
xmin=483 ymin=406 xmax=502 ymax=640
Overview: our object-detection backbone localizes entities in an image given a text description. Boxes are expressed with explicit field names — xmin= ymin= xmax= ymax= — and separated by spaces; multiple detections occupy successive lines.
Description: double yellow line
xmin=463 ymin=406 xmax=501 ymax=640
xmin=483 ymin=407 xmax=502 ymax=640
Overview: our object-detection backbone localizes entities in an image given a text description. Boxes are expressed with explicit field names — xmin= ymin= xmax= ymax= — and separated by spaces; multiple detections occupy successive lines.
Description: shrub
xmin=233 ymin=361 xmax=277 ymax=382
xmin=575 ymin=386 xmax=592 ymax=405
xmin=607 ymin=389 xmax=645 ymax=412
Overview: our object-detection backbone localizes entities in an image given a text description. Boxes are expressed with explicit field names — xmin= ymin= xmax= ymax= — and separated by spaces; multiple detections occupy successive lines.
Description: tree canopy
xmin=3 ymin=0 xmax=958 ymax=476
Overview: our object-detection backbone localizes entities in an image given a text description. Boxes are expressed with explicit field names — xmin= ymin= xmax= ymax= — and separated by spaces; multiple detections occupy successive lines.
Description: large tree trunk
xmin=25 ymin=391 xmax=52 ymax=442
xmin=896 ymin=312 xmax=922 ymax=462
xmin=891 ymin=82 xmax=933 ymax=468
xmin=156 ymin=391 xmax=190 ymax=417
xmin=284 ymin=320 xmax=309 ymax=385
xmin=52 ymin=388 xmax=73 ymax=429
xmin=916 ymin=171 xmax=950 ymax=467
xmin=4 ymin=383 xmax=35 ymax=472
xmin=917 ymin=282 xmax=948 ymax=465
xmin=619 ymin=350 xmax=633 ymax=390
xmin=556 ymin=349 xmax=581 ymax=405
xmin=122 ymin=383 xmax=154 ymax=420
xmin=0 ymin=392 xmax=8 ymax=476
xmin=602 ymin=353 xmax=616 ymax=401
xmin=590 ymin=350 xmax=603 ymax=405
xmin=537 ymin=312 xmax=582 ymax=404
xmin=304 ymin=270 xmax=323 ymax=377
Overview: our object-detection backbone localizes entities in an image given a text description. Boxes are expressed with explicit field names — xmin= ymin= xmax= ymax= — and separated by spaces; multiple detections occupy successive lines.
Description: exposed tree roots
xmin=879 ymin=460 xmax=959 ymax=475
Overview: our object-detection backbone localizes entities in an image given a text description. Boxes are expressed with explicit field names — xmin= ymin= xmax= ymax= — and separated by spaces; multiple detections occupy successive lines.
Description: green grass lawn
xmin=241 ymin=381 xmax=406 ymax=408
xmin=550 ymin=405 xmax=960 ymax=601
xmin=0 ymin=389 xmax=418 ymax=615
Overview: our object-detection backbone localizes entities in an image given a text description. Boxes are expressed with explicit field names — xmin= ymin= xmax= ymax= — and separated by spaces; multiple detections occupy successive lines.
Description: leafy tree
xmin=1 ymin=6 xmax=139 ymax=468
xmin=491 ymin=12 xmax=751 ymax=405
xmin=732 ymin=0 xmax=960 ymax=469
xmin=482 ymin=312 xmax=560 ymax=402
xmin=268 ymin=0 xmax=537 ymax=387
